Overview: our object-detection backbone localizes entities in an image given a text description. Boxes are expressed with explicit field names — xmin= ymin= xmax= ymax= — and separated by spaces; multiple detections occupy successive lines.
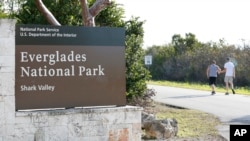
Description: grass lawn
xmin=156 ymin=103 xmax=219 ymax=137
xmin=148 ymin=80 xmax=250 ymax=95
xmin=144 ymin=102 xmax=224 ymax=140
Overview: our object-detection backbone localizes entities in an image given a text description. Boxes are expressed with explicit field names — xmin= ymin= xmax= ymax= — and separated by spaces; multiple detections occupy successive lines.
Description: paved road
xmin=148 ymin=84 xmax=250 ymax=141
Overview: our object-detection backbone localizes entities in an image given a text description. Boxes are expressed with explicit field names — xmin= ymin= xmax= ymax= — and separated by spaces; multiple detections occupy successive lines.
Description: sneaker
xmin=232 ymin=89 xmax=235 ymax=94
xmin=225 ymin=92 xmax=229 ymax=95
xmin=211 ymin=91 xmax=216 ymax=95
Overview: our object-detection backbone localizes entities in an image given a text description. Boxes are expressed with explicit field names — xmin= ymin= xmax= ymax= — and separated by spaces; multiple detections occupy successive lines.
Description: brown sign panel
xmin=15 ymin=25 xmax=126 ymax=110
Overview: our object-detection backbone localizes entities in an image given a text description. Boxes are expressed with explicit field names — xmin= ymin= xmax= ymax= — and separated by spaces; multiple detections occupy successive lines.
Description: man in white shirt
xmin=220 ymin=57 xmax=235 ymax=95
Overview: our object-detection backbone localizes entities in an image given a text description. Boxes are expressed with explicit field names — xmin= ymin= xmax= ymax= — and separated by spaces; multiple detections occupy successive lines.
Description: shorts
xmin=209 ymin=77 xmax=217 ymax=85
xmin=224 ymin=76 xmax=233 ymax=83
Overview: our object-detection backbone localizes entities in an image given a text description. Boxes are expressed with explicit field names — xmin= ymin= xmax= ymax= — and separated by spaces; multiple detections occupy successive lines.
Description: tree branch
xmin=35 ymin=0 xmax=61 ymax=26
xmin=80 ymin=0 xmax=111 ymax=26
xmin=89 ymin=0 xmax=111 ymax=17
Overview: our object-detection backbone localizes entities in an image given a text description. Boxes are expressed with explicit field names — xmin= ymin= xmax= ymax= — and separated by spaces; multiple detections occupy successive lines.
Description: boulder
xmin=142 ymin=112 xmax=178 ymax=140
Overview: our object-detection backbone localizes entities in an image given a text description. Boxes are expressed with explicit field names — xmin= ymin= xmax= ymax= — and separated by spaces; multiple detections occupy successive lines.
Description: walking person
xmin=220 ymin=57 xmax=236 ymax=95
xmin=206 ymin=60 xmax=221 ymax=95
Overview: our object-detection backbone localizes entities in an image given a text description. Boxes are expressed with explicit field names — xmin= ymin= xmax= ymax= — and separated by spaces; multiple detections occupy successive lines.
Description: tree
xmin=34 ymin=0 xmax=111 ymax=26
xmin=95 ymin=1 xmax=124 ymax=27
xmin=15 ymin=0 xmax=82 ymax=25
xmin=146 ymin=35 xmax=250 ymax=87
xmin=145 ymin=45 xmax=175 ymax=80
xmin=13 ymin=0 xmax=111 ymax=26
xmin=0 ymin=1 xmax=8 ymax=18
xmin=0 ymin=0 xmax=26 ymax=19
xmin=172 ymin=33 xmax=200 ymax=55
xmin=124 ymin=17 xmax=151 ymax=99
xmin=15 ymin=0 xmax=124 ymax=27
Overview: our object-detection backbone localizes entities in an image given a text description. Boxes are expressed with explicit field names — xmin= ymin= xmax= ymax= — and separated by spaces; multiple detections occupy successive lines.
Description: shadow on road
xmin=230 ymin=115 xmax=250 ymax=124
xmin=168 ymin=94 xmax=211 ymax=99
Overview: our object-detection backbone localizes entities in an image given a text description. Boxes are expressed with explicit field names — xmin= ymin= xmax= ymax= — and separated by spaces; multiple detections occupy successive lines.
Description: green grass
xmin=153 ymin=103 xmax=220 ymax=138
xmin=148 ymin=80 xmax=250 ymax=95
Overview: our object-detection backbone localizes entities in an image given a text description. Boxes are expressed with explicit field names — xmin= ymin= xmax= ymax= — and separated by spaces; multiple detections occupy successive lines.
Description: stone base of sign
xmin=0 ymin=19 xmax=142 ymax=141
xmin=12 ymin=106 xmax=142 ymax=141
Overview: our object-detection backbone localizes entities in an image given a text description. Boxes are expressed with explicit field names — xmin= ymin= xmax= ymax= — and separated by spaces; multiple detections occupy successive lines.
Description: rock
xmin=142 ymin=112 xmax=178 ymax=140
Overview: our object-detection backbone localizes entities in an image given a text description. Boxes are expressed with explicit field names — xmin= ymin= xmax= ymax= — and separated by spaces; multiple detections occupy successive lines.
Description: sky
xmin=116 ymin=0 xmax=250 ymax=48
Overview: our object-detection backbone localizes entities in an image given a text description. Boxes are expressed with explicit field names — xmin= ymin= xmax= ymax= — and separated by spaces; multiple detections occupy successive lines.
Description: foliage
xmin=14 ymin=0 xmax=124 ymax=26
xmin=95 ymin=1 xmax=125 ymax=27
xmin=124 ymin=17 xmax=151 ymax=100
xmin=14 ymin=0 xmax=82 ymax=25
xmin=145 ymin=34 xmax=250 ymax=87
xmin=0 ymin=1 xmax=8 ymax=18
xmin=172 ymin=33 xmax=201 ymax=55
xmin=128 ymin=88 xmax=156 ymax=107
xmin=124 ymin=17 xmax=144 ymax=36
xmin=145 ymin=45 xmax=175 ymax=80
